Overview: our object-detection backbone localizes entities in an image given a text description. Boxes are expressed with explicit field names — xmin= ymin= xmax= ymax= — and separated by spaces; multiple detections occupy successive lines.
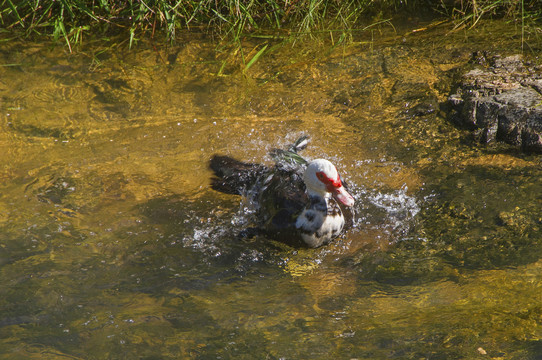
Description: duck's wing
xmin=269 ymin=149 xmax=308 ymax=169
xmin=209 ymin=155 xmax=268 ymax=195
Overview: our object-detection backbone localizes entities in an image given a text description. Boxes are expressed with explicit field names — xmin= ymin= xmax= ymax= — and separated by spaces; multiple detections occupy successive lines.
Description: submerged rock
xmin=448 ymin=53 xmax=542 ymax=152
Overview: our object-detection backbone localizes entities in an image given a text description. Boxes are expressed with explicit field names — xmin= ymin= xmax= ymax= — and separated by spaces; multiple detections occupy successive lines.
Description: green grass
xmin=0 ymin=0 xmax=541 ymax=51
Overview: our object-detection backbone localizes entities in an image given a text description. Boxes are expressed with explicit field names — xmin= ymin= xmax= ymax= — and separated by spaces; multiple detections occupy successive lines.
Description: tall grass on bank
xmin=0 ymin=0 xmax=541 ymax=51
xmin=442 ymin=0 xmax=534 ymax=29
xmin=0 ymin=0 xmax=398 ymax=48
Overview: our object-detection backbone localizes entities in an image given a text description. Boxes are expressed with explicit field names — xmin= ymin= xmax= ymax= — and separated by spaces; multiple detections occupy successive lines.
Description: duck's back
xmin=256 ymin=167 xmax=309 ymax=245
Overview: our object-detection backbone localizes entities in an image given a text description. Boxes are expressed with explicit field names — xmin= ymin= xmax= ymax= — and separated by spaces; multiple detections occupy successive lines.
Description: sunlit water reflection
xmin=1 ymin=21 xmax=541 ymax=359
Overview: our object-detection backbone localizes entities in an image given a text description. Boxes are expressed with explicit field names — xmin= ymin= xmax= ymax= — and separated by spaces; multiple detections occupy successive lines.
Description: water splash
xmin=367 ymin=184 xmax=420 ymax=236
xmin=182 ymin=226 xmax=225 ymax=258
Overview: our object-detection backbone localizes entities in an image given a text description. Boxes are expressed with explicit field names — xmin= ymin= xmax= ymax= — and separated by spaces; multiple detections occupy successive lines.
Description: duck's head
xmin=304 ymin=159 xmax=355 ymax=207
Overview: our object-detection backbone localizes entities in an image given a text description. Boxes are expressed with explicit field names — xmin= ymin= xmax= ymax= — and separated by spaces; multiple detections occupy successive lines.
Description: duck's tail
xmin=269 ymin=135 xmax=310 ymax=170
xmin=209 ymin=155 xmax=267 ymax=195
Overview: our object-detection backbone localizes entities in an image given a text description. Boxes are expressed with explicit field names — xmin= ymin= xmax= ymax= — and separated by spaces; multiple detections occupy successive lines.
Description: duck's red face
xmin=316 ymin=171 xmax=355 ymax=207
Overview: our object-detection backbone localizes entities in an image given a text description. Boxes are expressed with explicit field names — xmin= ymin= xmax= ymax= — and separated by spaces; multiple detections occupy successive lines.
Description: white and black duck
xmin=209 ymin=136 xmax=355 ymax=248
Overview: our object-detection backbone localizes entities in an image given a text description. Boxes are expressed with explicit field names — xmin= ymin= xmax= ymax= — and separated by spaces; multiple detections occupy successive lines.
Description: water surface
xmin=1 ymin=21 xmax=541 ymax=359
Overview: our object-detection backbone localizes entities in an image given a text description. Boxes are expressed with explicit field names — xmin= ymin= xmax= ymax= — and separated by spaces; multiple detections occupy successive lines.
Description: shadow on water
xmin=0 ymin=20 xmax=541 ymax=359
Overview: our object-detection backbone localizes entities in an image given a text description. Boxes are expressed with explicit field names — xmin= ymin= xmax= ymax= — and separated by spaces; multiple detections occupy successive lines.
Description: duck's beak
xmin=333 ymin=186 xmax=355 ymax=207
xmin=317 ymin=169 xmax=355 ymax=207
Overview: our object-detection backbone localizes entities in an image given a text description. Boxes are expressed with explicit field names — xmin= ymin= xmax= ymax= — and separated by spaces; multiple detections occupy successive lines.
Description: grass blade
xmin=244 ymin=43 xmax=268 ymax=71
xmin=6 ymin=0 xmax=23 ymax=27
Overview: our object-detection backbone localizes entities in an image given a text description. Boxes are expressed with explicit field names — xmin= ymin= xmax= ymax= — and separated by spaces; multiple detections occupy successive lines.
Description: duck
xmin=209 ymin=136 xmax=355 ymax=248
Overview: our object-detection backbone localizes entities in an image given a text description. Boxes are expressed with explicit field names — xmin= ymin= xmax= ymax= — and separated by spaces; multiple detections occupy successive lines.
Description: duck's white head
xmin=304 ymin=159 xmax=355 ymax=207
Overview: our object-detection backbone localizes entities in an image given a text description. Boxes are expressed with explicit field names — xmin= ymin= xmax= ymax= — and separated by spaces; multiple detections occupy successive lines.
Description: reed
xmin=0 ymin=0 xmax=540 ymax=51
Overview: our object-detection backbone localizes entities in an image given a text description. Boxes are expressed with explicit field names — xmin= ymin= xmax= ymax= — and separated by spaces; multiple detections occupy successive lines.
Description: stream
xmin=1 ymin=20 xmax=541 ymax=359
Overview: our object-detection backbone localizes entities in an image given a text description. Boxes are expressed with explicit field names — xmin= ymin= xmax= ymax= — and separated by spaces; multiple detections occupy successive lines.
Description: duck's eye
xmin=316 ymin=171 xmax=342 ymax=188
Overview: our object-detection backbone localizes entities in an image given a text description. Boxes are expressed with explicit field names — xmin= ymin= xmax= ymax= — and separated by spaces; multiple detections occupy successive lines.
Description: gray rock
xmin=448 ymin=54 xmax=542 ymax=152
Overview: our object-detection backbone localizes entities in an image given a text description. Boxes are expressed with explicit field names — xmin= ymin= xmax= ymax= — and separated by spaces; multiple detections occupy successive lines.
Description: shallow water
xmin=1 ymin=21 xmax=541 ymax=358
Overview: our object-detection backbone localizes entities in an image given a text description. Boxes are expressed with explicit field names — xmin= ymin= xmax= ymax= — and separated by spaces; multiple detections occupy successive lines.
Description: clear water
xmin=1 ymin=21 xmax=541 ymax=359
